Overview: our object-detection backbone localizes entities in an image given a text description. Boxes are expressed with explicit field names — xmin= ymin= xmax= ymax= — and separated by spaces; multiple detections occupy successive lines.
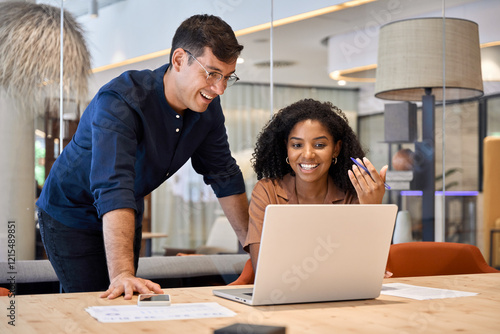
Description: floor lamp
xmin=374 ymin=18 xmax=483 ymax=241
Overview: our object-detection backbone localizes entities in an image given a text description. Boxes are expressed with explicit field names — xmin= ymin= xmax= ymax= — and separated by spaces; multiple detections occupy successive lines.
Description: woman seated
xmin=234 ymin=99 xmax=388 ymax=284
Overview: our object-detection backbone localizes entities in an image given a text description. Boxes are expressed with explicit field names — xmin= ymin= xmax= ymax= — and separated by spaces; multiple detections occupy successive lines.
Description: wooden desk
xmin=141 ymin=232 xmax=168 ymax=257
xmin=1 ymin=274 xmax=499 ymax=333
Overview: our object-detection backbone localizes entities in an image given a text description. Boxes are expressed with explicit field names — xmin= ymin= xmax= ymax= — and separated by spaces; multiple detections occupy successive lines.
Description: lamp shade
xmin=375 ymin=18 xmax=483 ymax=101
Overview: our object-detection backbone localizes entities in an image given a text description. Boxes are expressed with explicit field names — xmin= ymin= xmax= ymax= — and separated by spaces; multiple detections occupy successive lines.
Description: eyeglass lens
xmin=185 ymin=49 xmax=239 ymax=87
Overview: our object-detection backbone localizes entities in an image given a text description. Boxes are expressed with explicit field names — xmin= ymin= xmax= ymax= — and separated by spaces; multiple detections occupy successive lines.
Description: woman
xmin=233 ymin=99 xmax=388 ymax=284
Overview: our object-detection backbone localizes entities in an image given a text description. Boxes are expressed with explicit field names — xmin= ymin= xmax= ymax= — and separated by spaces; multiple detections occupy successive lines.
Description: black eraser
xmin=214 ymin=323 xmax=286 ymax=334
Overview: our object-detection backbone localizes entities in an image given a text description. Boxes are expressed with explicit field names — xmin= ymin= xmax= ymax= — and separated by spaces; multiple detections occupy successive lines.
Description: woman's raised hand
xmin=348 ymin=157 xmax=387 ymax=204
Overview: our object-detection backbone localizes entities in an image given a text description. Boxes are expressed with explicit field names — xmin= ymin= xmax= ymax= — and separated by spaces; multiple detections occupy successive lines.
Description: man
xmin=36 ymin=14 xmax=249 ymax=300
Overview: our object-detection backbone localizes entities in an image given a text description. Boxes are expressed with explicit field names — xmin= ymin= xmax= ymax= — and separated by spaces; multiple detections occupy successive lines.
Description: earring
xmin=286 ymin=157 xmax=290 ymax=164
xmin=332 ymin=157 xmax=337 ymax=165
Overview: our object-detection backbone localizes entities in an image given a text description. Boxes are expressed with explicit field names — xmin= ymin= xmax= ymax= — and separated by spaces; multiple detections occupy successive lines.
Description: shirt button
xmin=176 ymin=128 xmax=180 ymax=132
xmin=176 ymin=115 xmax=180 ymax=119
xmin=166 ymin=172 xmax=169 ymax=177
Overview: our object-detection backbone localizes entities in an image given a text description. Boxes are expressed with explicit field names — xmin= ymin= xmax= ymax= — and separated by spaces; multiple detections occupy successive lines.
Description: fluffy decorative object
xmin=0 ymin=2 xmax=91 ymax=115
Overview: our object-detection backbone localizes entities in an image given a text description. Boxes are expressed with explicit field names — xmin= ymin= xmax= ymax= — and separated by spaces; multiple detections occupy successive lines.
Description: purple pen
xmin=350 ymin=157 xmax=391 ymax=190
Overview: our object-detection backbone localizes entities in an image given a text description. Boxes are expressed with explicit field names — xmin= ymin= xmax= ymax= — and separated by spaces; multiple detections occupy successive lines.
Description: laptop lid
xmin=214 ymin=204 xmax=398 ymax=306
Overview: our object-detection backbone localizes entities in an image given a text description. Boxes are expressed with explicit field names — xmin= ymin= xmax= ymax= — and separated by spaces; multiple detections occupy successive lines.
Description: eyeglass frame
xmin=183 ymin=49 xmax=240 ymax=87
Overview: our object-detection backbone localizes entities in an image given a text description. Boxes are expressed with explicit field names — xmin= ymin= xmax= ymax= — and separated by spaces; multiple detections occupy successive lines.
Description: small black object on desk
xmin=214 ymin=323 xmax=286 ymax=334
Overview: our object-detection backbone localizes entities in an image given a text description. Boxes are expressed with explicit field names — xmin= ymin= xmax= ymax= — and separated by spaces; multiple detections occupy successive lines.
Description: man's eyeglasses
xmin=184 ymin=49 xmax=239 ymax=87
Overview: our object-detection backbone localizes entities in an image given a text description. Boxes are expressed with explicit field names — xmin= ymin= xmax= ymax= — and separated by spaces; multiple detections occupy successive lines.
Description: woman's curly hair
xmin=252 ymin=98 xmax=366 ymax=196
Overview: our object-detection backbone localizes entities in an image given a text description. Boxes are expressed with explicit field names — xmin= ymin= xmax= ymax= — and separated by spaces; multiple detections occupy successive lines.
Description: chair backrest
xmin=228 ymin=258 xmax=255 ymax=285
xmin=483 ymin=136 xmax=500 ymax=265
xmin=0 ymin=260 xmax=58 ymax=284
xmin=0 ymin=287 xmax=10 ymax=296
xmin=386 ymin=242 xmax=500 ymax=278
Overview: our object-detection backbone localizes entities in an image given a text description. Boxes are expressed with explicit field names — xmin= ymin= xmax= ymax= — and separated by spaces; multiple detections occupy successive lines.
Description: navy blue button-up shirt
xmin=37 ymin=64 xmax=245 ymax=230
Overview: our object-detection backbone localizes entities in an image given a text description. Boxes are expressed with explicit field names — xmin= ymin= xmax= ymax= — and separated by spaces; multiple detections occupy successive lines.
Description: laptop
xmin=213 ymin=204 xmax=398 ymax=306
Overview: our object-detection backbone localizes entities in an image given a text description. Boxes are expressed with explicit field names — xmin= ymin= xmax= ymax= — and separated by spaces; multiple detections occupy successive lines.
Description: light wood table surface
xmin=1 ymin=273 xmax=499 ymax=333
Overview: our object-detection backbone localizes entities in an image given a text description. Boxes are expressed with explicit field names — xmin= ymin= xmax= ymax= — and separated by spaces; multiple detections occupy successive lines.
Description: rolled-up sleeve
xmin=244 ymin=180 xmax=275 ymax=251
xmin=190 ymin=106 xmax=245 ymax=198
xmin=90 ymin=93 xmax=139 ymax=218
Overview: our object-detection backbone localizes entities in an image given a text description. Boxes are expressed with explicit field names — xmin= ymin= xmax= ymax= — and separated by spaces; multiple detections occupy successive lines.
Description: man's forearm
xmin=102 ymin=208 xmax=136 ymax=280
xmin=218 ymin=193 xmax=249 ymax=246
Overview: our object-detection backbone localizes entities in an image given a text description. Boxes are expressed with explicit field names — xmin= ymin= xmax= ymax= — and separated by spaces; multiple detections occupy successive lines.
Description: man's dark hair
xmin=170 ymin=14 xmax=243 ymax=64
xmin=252 ymin=99 xmax=366 ymax=197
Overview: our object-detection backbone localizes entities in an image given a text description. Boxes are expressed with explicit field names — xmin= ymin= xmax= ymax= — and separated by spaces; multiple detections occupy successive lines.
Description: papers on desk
xmin=85 ymin=302 xmax=236 ymax=323
xmin=381 ymin=283 xmax=478 ymax=300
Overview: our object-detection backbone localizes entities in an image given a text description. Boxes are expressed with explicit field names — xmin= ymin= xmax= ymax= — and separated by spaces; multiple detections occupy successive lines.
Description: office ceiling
xmin=35 ymin=0 xmax=498 ymax=94
xmin=233 ymin=0 xmax=491 ymax=88
xmin=38 ymin=0 xmax=126 ymax=17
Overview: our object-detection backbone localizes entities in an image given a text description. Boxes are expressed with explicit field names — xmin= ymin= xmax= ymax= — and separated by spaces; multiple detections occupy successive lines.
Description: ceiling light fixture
xmin=328 ymin=38 xmax=500 ymax=83
xmin=89 ymin=0 xmax=98 ymax=18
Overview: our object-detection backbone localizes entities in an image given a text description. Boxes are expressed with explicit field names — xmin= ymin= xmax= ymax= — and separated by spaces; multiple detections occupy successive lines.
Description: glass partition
xmin=51 ymin=0 xmax=275 ymax=256
xmin=8 ymin=0 xmax=498 ymax=263
xmin=488 ymin=96 xmax=500 ymax=136
xmin=273 ymin=0 xmax=500 ymax=256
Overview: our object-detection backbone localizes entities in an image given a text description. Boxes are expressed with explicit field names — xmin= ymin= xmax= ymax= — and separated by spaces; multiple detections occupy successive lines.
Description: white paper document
xmin=85 ymin=302 xmax=236 ymax=323
xmin=381 ymin=283 xmax=478 ymax=300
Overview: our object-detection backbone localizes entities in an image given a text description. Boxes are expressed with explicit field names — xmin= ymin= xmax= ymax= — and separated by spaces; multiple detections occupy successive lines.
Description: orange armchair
xmin=0 ymin=287 xmax=10 ymax=296
xmin=228 ymin=258 xmax=255 ymax=285
xmin=386 ymin=242 xmax=500 ymax=278
xmin=483 ymin=136 xmax=500 ymax=266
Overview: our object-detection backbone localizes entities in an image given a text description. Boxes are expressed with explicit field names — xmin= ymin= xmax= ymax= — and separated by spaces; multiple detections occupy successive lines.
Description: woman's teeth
xmin=300 ymin=164 xmax=318 ymax=170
